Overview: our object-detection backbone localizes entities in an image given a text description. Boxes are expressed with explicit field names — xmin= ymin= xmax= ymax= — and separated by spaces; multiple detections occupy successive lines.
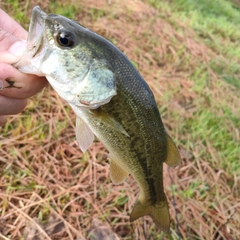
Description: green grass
xmin=147 ymin=0 xmax=240 ymax=173
xmin=149 ymin=0 xmax=240 ymax=88
xmin=48 ymin=2 xmax=77 ymax=19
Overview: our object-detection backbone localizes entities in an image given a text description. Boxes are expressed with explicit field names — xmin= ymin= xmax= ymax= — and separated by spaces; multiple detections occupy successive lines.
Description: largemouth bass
xmin=15 ymin=6 xmax=181 ymax=231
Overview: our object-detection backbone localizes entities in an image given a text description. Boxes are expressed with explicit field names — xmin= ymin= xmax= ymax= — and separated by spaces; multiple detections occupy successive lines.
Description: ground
xmin=0 ymin=0 xmax=240 ymax=239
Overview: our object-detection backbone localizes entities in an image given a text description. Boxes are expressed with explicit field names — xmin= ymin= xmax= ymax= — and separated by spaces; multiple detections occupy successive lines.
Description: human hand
xmin=0 ymin=8 xmax=47 ymax=126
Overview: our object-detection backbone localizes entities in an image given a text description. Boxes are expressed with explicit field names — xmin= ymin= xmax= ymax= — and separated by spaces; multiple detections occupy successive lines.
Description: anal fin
xmin=110 ymin=158 xmax=129 ymax=184
xmin=165 ymin=134 xmax=181 ymax=167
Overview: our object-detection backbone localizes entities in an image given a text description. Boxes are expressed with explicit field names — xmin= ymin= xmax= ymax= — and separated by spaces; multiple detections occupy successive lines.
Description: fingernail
xmin=0 ymin=79 xmax=4 ymax=91
xmin=9 ymin=40 xmax=27 ymax=56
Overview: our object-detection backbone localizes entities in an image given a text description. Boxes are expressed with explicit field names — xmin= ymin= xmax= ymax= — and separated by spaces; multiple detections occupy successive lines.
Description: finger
xmin=0 ymin=63 xmax=48 ymax=99
xmin=0 ymin=29 xmax=26 ymax=64
xmin=0 ymin=95 xmax=27 ymax=115
xmin=0 ymin=115 xmax=7 ymax=126
xmin=0 ymin=9 xmax=27 ymax=40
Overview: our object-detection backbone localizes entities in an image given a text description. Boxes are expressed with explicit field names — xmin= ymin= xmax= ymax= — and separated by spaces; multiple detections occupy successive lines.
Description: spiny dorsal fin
xmin=76 ymin=117 xmax=94 ymax=152
xmin=164 ymin=134 xmax=181 ymax=167
xmin=109 ymin=157 xmax=129 ymax=184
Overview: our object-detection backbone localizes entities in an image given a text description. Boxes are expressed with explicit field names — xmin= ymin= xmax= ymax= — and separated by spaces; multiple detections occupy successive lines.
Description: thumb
xmin=0 ymin=30 xmax=26 ymax=64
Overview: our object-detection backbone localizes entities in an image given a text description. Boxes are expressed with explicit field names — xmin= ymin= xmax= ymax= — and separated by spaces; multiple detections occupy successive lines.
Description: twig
xmin=168 ymin=167 xmax=183 ymax=239
xmin=8 ymin=202 xmax=52 ymax=240
xmin=0 ymin=232 xmax=10 ymax=240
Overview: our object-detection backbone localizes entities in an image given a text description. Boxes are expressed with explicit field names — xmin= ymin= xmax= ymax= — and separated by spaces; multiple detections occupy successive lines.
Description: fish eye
xmin=56 ymin=30 xmax=75 ymax=47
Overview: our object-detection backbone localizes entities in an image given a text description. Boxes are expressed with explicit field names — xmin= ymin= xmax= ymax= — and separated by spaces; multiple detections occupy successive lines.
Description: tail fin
xmin=130 ymin=200 xmax=170 ymax=232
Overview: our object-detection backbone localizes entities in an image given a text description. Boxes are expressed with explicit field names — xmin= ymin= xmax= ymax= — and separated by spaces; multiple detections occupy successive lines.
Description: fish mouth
xmin=14 ymin=6 xmax=48 ymax=74
xmin=27 ymin=6 xmax=47 ymax=57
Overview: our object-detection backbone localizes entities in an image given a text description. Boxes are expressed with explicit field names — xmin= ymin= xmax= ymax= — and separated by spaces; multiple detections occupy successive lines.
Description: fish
xmin=15 ymin=6 xmax=181 ymax=231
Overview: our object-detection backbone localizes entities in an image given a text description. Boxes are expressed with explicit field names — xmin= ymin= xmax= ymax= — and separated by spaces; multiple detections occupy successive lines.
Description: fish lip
xmin=13 ymin=6 xmax=47 ymax=71
xmin=27 ymin=6 xmax=47 ymax=57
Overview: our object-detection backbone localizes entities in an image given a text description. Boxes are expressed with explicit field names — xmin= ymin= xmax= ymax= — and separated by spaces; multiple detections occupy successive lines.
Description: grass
xmin=0 ymin=0 xmax=240 ymax=239
xmin=149 ymin=0 xmax=240 ymax=88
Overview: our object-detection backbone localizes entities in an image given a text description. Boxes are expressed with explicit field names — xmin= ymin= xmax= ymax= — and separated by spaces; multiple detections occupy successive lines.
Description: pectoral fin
xmin=92 ymin=109 xmax=130 ymax=137
xmin=76 ymin=117 xmax=94 ymax=152
xmin=164 ymin=134 xmax=181 ymax=167
xmin=110 ymin=158 xmax=129 ymax=184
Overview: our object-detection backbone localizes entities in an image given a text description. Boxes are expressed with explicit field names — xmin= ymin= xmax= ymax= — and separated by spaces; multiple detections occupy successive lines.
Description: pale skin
xmin=0 ymin=8 xmax=47 ymax=126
